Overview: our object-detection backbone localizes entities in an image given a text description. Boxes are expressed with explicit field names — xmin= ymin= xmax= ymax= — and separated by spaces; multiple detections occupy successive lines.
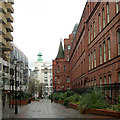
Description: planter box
xmin=54 ymin=100 xmax=120 ymax=117
xmin=11 ymin=100 xmax=28 ymax=105
xmin=86 ymin=109 xmax=120 ymax=118
xmin=68 ymin=103 xmax=79 ymax=110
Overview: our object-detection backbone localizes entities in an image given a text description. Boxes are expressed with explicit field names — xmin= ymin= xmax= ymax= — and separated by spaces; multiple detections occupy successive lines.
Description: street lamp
xmin=10 ymin=78 xmax=14 ymax=108
xmin=13 ymin=58 xmax=18 ymax=114
xmin=2 ymin=73 xmax=5 ymax=107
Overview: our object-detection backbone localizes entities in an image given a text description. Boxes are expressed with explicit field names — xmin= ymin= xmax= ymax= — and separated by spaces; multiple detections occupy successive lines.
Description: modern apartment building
xmin=10 ymin=44 xmax=29 ymax=92
xmin=0 ymin=42 xmax=29 ymax=104
xmin=53 ymin=1 xmax=120 ymax=101
xmin=0 ymin=0 xmax=14 ymax=91
xmin=33 ymin=52 xmax=53 ymax=97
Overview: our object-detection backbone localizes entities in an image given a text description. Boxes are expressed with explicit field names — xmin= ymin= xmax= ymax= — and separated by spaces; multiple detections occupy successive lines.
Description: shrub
xmin=64 ymin=97 xmax=72 ymax=106
xmin=79 ymin=89 xmax=110 ymax=109
xmin=106 ymin=104 xmax=120 ymax=112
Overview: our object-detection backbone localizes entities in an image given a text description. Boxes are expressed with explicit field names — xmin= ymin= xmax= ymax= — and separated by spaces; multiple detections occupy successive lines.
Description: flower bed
xmin=54 ymin=99 xmax=120 ymax=117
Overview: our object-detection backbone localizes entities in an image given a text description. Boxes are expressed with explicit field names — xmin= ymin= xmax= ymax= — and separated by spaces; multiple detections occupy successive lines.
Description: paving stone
xmin=2 ymin=99 xmax=116 ymax=119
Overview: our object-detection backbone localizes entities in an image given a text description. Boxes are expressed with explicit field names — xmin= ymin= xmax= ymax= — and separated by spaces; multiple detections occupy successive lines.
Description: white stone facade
xmin=34 ymin=61 xmax=53 ymax=97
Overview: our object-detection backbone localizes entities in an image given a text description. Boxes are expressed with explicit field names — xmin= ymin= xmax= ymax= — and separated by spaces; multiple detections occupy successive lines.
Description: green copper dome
xmin=37 ymin=52 xmax=43 ymax=62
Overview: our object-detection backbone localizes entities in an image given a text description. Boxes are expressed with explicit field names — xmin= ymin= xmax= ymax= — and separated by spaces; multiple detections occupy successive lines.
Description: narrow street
xmin=2 ymin=99 xmax=115 ymax=118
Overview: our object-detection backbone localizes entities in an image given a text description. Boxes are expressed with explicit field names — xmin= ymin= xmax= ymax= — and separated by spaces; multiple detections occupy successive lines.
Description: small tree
xmin=28 ymin=78 xmax=43 ymax=98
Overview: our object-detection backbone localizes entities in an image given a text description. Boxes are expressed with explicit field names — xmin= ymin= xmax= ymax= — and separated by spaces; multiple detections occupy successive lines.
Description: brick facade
xmin=53 ymin=1 xmax=120 ymax=93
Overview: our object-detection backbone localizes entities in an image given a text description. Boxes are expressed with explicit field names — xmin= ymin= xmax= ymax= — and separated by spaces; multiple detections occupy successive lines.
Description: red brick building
xmin=53 ymin=1 xmax=120 ymax=94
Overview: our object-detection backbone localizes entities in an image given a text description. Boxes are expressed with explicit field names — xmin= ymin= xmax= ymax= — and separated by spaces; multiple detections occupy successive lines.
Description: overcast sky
xmin=12 ymin=0 xmax=87 ymax=69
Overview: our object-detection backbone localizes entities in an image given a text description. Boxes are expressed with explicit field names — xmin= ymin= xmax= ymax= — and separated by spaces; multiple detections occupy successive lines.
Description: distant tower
xmin=37 ymin=52 xmax=43 ymax=62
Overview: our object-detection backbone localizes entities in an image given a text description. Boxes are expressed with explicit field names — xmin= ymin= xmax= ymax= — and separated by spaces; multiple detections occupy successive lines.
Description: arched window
xmin=108 ymin=38 xmax=111 ymax=60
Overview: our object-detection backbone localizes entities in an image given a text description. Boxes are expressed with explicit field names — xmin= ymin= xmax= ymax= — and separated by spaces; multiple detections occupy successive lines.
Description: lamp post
xmin=10 ymin=78 xmax=14 ymax=108
xmin=14 ymin=58 xmax=18 ymax=114
xmin=2 ymin=73 xmax=5 ymax=107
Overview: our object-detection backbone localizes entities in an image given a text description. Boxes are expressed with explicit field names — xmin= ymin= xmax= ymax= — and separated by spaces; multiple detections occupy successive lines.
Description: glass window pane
xmin=117 ymin=30 xmax=120 ymax=55
xmin=118 ymin=72 xmax=120 ymax=83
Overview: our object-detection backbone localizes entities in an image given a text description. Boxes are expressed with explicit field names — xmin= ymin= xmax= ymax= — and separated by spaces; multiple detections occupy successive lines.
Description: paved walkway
xmin=2 ymin=99 xmax=117 ymax=119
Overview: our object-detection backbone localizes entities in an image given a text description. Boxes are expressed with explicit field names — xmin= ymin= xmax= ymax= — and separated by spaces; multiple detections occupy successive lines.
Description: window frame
xmin=99 ymin=13 xmax=101 ymax=32
xmin=107 ymin=3 xmax=110 ymax=23
xmin=102 ymin=8 xmax=105 ymax=28
xmin=117 ymin=29 xmax=120 ymax=55
xmin=103 ymin=41 xmax=106 ymax=62
xmin=108 ymin=38 xmax=111 ymax=60
xmin=100 ymin=45 xmax=102 ymax=64
xmin=94 ymin=50 xmax=96 ymax=67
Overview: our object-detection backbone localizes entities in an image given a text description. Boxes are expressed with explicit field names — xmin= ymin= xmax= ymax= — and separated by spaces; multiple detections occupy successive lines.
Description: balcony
xmin=5 ymin=22 xmax=13 ymax=32
xmin=5 ymin=12 xmax=13 ymax=22
xmin=4 ymin=32 xmax=13 ymax=41
xmin=6 ymin=3 xmax=14 ymax=13
xmin=0 ymin=23 xmax=6 ymax=35
xmin=0 ymin=13 xmax=7 ymax=24
xmin=2 ymin=42 xmax=13 ymax=51
xmin=0 ymin=2 xmax=7 ymax=14
xmin=7 ymin=0 xmax=14 ymax=4
xmin=0 ymin=35 xmax=6 ymax=46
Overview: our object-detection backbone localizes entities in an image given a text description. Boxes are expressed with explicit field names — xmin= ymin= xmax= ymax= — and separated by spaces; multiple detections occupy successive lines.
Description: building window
xmin=100 ymin=77 xmax=102 ymax=85
xmin=88 ymin=29 xmax=90 ymax=43
xmin=44 ymin=79 xmax=48 ymax=82
xmin=108 ymin=38 xmax=111 ymax=60
xmin=64 ymin=65 xmax=66 ymax=71
xmin=44 ymin=72 xmax=48 ymax=74
xmin=94 ymin=79 xmax=96 ymax=86
xmin=55 ymin=77 xmax=56 ymax=83
xmin=102 ymin=8 xmax=105 ymax=28
xmin=89 ymin=54 xmax=91 ymax=70
xmin=58 ymin=78 xmax=60 ymax=84
xmin=108 ymin=75 xmax=112 ymax=97
xmin=116 ymin=0 xmax=119 ymax=14
xmin=103 ymin=41 xmax=106 ymax=62
xmin=117 ymin=29 xmax=120 ymax=55
xmin=93 ymin=22 xmax=95 ymax=38
xmin=58 ymin=88 xmax=60 ymax=91
xmin=91 ymin=80 xmax=93 ymax=86
xmin=67 ymin=86 xmax=70 ymax=90
xmin=68 ymin=45 xmax=71 ymax=50
xmin=94 ymin=50 xmax=96 ymax=67
xmin=67 ymin=76 xmax=70 ymax=82
xmin=104 ymin=76 xmax=106 ymax=84
xmin=58 ymin=66 xmax=60 ymax=73
xmin=100 ymin=45 xmax=102 ymax=64
xmin=107 ymin=3 xmax=110 ymax=23
xmin=118 ymin=72 xmax=120 ymax=83
xmin=67 ymin=55 xmax=69 ymax=61
xmin=99 ymin=14 xmax=101 ymax=32
xmin=89 ymin=80 xmax=91 ymax=86
xmin=91 ymin=52 xmax=93 ymax=69
xmin=108 ymin=75 xmax=111 ymax=84
xmin=91 ymin=25 xmax=93 ymax=41
xmin=55 ymin=69 xmax=56 ymax=74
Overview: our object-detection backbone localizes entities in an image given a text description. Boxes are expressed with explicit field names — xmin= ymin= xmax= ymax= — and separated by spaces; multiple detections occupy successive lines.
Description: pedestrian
xmin=51 ymin=96 xmax=53 ymax=103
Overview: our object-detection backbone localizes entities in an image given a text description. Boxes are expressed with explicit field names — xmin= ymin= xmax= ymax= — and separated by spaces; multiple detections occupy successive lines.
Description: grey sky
xmin=12 ymin=0 xmax=87 ymax=69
